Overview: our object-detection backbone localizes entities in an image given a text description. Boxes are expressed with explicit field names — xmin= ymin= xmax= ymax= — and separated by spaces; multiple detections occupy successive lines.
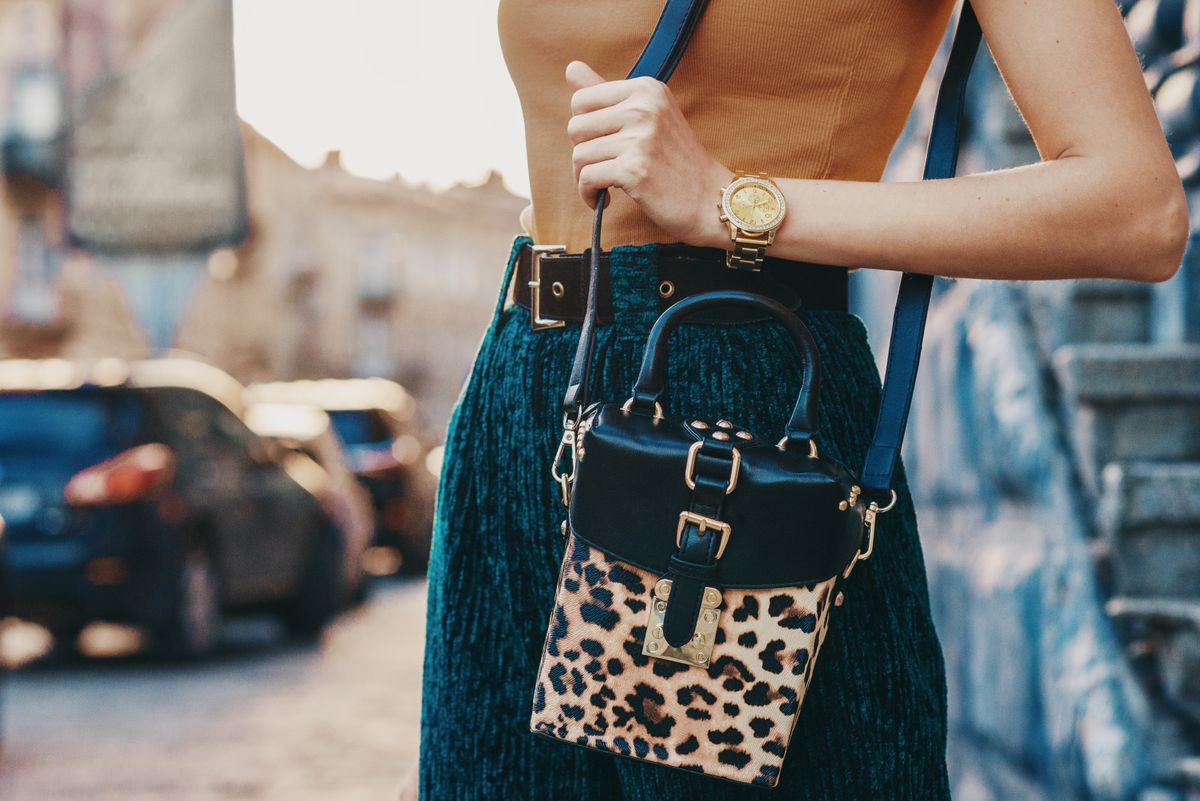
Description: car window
xmin=0 ymin=389 xmax=139 ymax=459
xmin=327 ymin=409 xmax=393 ymax=446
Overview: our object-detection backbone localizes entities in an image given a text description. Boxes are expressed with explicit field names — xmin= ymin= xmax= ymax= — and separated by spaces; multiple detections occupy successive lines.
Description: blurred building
xmin=855 ymin=5 xmax=1200 ymax=799
xmin=0 ymin=0 xmax=527 ymax=436
xmin=179 ymin=126 xmax=526 ymax=433
xmin=0 ymin=0 xmax=143 ymax=361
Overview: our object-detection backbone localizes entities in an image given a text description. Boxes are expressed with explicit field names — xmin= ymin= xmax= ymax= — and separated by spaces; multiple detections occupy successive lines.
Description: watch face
xmin=723 ymin=178 xmax=786 ymax=232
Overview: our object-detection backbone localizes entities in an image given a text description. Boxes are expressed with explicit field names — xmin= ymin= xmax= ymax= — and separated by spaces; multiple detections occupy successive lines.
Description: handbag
xmin=530 ymin=0 xmax=983 ymax=787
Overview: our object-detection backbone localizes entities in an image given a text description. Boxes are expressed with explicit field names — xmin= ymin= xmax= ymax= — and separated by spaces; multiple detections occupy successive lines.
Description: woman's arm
xmin=566 ymin=0 xmax=1189 ymax=282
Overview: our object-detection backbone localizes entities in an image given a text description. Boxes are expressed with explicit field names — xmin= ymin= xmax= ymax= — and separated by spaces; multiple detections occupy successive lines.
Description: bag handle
xmin=561 ymin=0 xmax=983 ymax=505
xmin=628 ymin=291 xmax=822 ymax=452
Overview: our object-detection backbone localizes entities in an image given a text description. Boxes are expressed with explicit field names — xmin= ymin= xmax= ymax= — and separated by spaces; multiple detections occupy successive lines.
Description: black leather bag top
xmin=567 ymin=292 xmax=864 ymax=589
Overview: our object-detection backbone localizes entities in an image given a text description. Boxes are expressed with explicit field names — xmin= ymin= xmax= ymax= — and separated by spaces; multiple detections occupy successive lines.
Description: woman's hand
xmin=566 ymin=61 xmax=731 ymax=247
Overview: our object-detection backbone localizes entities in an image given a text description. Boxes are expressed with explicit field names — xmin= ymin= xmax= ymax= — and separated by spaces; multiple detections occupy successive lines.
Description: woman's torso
xmin=499 ymin=0 xmax=957 ymax=252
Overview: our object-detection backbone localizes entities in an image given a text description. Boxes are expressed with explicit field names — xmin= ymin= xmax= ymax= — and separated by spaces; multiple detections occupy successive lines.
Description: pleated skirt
xmin=418 ymin=238 xmax=950 ymax=801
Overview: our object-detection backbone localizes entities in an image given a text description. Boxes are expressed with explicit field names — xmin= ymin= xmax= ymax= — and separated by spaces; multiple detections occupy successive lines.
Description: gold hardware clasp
xmin=528 ymin=244 xmax=567 ymax=331
xmin=620 ymin=397 xmax=665 ymax=422
xmin=551 ymin=408 xmax=581 ymax=507
xmin=856 ymin=489 xmax=897 ymax=563
xmin=642 ymin=578 xmax=723 ymax=667
xmin=839 ymin=484 xmax=861 ymax=511
xmin=683 ymin=440 xmax=741 ymax=494
xmin=675 ymin=511 xmax=732 ymax=559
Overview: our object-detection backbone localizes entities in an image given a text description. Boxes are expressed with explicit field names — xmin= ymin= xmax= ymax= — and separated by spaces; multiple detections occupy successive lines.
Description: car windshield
xmin=327 ymin=409 xmax=391 ymax=446
xmin=0 ymin=391 xmax=138 ymax=469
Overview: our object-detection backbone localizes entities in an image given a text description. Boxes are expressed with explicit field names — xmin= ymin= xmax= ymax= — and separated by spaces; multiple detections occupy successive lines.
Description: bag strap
xmin=562 ymin=0 xmax=713 ymax=415
xmin=859 ymin=2 xmax=981 ymax=501
xmin=562 ymin=0 xmax=983 ymax=505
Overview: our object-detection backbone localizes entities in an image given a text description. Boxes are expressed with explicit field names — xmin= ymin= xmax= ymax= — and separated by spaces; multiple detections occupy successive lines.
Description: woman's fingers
xmin=565 ymin=60 xmax=605 ymax=90
xmin=567 ymin=62 xmax=663 ymax=114
xmin=577 ymin=160 xmax=626 ymax=209
xmin=572 ymin=131 xmax=628 ymax=182
xmin=566 ymin=105 xmax=626 ymax=145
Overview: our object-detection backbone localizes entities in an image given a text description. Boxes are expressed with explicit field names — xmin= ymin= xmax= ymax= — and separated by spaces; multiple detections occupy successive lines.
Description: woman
xmin=419 ymin=0 xmax=1186 ymax=798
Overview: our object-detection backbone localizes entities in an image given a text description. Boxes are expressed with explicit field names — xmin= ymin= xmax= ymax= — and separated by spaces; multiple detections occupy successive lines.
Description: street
xmin=0 ymin=580 xmax=426 ymax=801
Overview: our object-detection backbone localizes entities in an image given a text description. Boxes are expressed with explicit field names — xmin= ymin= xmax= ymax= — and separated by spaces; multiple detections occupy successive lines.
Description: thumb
xmin=565 ymin=60 xmax=606 ymax=91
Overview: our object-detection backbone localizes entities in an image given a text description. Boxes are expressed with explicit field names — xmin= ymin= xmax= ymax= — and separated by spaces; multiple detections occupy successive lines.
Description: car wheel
xmin=280 ymin=526 xmax=345 ymax=640
xmin=153 ymin=542 xmax=221 ymax=659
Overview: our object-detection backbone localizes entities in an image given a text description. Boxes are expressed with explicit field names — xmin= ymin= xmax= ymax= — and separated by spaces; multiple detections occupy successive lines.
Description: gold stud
xmin=735 ymin=430 xmax=753 ymax=440
xmin=716 ymin=419 xmax=733 ymax=429
xmin=834 ymin=592 xmax=845 ymax=607
xmin=550 ymin=281 xmax=565 ymax=298
xmin=713 ymin=431 xmax=730 ymax=441
xmin=838 ymin=500 xmax=849 ymax=511
xmin=691 ymin=420 xmax=709 ymax=430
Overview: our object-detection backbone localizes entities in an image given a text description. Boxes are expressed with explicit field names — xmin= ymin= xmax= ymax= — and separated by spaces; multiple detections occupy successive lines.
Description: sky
xmin=230 ymin=0 xmax=530 ymax=196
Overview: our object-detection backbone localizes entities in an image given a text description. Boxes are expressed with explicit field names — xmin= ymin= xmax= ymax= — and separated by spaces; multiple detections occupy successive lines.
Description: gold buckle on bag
xmin=676 ymin=511 xmax=732 ymax=559
xmin=528 ymin=244 xmax=567 ymax=331
xmin=683 ymin=440 xmax=741 ymax=494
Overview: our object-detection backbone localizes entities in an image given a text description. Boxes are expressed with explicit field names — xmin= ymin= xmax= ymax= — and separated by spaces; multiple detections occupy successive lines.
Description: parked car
xmin=243 ymin=402 xmax=374 ymax=602
xmin=0 ymin=357 xmax=363 ymax=658
xmin=0 ymin=511 xmax=6 ymax=744
xmin=245 ymin=378 xmax=437 ymax=574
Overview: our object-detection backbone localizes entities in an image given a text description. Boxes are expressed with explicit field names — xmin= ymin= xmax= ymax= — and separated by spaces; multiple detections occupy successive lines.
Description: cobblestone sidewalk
xmin=0 ymin=581 xmax=426 ymax=801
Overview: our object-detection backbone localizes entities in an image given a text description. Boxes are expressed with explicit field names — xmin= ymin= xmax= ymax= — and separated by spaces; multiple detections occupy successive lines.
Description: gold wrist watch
xmin=718 ymin=171 xmax=787 ymax=271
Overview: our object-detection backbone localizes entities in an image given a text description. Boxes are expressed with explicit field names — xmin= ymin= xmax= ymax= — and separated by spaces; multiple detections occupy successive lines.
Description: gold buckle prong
xmin=676 ymin=511 xmax=732 ymax=559
xmin=528 ymin=244 xmax=567 ymax=331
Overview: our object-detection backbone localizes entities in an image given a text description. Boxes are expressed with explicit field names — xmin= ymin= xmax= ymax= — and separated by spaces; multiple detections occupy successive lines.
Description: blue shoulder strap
xmin=859 ymin=2 xmax=981 ymax=500
xmin=564 ymin=0 xmax=984 ymax=506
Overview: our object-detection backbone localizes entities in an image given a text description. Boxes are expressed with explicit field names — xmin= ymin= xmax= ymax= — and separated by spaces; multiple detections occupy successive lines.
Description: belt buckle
xmin=528 ymin=244 xmax=567 ymax=331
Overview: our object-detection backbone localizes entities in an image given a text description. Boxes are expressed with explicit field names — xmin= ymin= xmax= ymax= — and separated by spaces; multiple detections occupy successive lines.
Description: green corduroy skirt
xmin=418 ymin=237 xmax=949 ymax=801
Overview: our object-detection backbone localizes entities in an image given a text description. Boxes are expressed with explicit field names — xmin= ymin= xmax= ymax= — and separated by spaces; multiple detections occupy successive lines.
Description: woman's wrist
xmin=686 ymin=162 xmax=735 ymax=250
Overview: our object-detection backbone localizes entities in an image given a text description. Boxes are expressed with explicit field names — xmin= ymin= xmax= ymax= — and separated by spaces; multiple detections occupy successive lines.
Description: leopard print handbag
xmin=531 ymin=291 xmax=873 ymax=788
xmin=530 ymin=0 xmax=981 ymax=789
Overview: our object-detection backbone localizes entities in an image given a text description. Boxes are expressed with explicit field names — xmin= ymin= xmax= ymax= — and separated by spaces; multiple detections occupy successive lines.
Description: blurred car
xmin=0 ymin=511 xmax=6 ymax=744
xmin=0 ymin=357 xmax=361 ymax=658
xmin=243 ymin=402 xmax=373 ymax=601
xmin=245 ymin=378 xmax=437 ymax=575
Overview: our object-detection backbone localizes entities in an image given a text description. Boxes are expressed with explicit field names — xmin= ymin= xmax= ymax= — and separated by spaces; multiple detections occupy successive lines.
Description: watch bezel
xmin=721 ymin=176 xmax=787 ymax=233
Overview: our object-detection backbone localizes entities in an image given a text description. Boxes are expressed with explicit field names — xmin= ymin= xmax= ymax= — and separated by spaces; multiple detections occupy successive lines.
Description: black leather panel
xmin=569 ymin=403 xmax=863 ymax=588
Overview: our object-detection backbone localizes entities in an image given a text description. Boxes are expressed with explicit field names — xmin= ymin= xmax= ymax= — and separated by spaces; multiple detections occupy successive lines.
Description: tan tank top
xmin=499 ymin=0 xmax=957 ymax=252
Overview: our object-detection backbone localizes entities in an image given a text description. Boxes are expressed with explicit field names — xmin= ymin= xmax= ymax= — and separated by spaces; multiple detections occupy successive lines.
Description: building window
xmin=358 ymin=238 xmax=395 ymax=302
xmin=355 ymin=313 xmax=394 ymax=378
xmin=8 ymin=215 xmax=61 ymax=324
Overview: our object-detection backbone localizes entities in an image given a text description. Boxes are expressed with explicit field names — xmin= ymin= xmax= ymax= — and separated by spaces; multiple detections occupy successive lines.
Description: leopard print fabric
xmin=530 ymin=533 xmax=839 ymax=787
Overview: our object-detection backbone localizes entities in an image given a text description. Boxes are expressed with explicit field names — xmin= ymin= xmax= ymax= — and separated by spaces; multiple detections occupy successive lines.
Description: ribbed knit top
xmin=499 ymin=0 xmax=958 ymax=251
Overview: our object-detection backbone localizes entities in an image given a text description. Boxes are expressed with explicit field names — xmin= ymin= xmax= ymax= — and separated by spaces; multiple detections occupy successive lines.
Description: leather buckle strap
xmin=514 ymin=243 xmax=848 ymax=329
xmin=526 ymin=244 xmax=568 ymax=331
xmin=676 ymin=511 xmax=731 ymax=558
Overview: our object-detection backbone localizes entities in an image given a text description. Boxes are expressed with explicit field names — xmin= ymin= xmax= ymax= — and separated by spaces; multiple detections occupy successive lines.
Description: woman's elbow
xmin=1124 ymin=178 xmax=1189 ymax=283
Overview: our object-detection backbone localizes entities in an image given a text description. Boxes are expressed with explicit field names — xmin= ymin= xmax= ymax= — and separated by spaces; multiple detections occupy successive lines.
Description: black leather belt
xmin=512 ymin=243 xmax=848 ymax=330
